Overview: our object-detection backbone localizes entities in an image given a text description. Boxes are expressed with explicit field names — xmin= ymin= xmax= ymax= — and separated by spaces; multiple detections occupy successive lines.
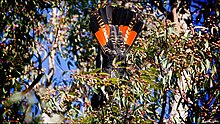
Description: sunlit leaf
xmin=9 ymin=92 xmax=24 ymax=102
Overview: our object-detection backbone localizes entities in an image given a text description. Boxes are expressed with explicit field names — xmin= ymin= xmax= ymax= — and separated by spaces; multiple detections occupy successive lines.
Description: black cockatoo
xmin=89 ymin=5 xmax=143 ymax=109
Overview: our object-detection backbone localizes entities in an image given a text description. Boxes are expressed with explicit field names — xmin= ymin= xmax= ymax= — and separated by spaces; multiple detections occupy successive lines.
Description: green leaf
xmin=204 ymin=40 xmax=209 ymax=49
xmin=90 ymin=68 xmax=101 ymax=73
xmin=205 ymin=59 xmax=211 ymax=70
xmin=211 ymin=66 xmax=217 ymax=77
xmin=122 ymin=97 xmax=126 ymax=107
xmin=9 ymin=92 xmax=24 ymax=103
xmin=99 ymin=72 xmax=110 ymax=76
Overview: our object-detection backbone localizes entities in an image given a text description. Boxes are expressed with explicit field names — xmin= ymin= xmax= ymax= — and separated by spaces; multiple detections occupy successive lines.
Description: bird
xmin=89 ymin=5 xmax=143 ymax=109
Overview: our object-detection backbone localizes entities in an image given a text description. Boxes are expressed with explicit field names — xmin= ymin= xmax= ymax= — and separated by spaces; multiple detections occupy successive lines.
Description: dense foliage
xmin=0 ymin=0 xmax=219 ymax=123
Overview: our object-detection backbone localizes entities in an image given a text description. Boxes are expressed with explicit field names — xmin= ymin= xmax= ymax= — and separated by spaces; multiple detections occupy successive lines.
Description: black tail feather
xmin=124 ymin=10 xmax=135 ymax=26
xmin=97 ymin=6 xmax=137 ymax=26
xmin=132 ymin=21 xmax=143 ymax=33
xmin=99 ymin=8 xmax=108 ymax=24
xmin=112 ymin=7 xmax=121 ymax=25
xmin=90 ymin=15 xmax=100 ymax=34
xmin=106 ymin=6 xmax=113 ymax=24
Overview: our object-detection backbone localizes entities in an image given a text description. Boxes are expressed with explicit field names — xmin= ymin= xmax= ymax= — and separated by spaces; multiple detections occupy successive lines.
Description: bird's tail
xmin=90 ymin=5 xmax=143 ymax=109
xmin=90 ymin=5 xmax=143 ymax=54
